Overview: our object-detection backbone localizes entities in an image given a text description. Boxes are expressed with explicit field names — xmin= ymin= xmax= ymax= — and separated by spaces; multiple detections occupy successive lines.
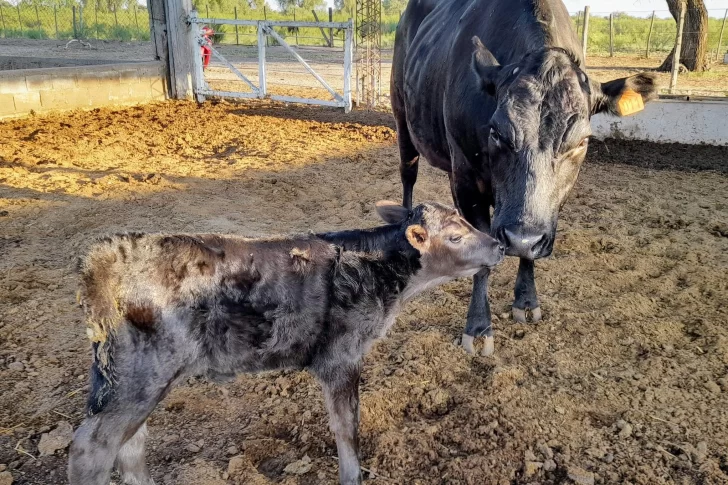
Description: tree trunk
xmin=658 ymin=0 xmax=709 ymax=72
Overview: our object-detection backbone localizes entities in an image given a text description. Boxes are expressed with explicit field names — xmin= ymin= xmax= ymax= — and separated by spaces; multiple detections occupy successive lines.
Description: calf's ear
xmin=375 ymin=200 xmax=409 ymax=224
xmin=471 ymin=36 xmax=501 ymax=97
xmin=590 ymin=73 xmax=658 ymax=117
xmin=405 ymin=225 xmax=429 ymax=252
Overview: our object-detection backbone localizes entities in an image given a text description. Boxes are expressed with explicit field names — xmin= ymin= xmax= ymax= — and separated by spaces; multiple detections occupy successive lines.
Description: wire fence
xmin=0 ymin=2 xmax=150 ymax=41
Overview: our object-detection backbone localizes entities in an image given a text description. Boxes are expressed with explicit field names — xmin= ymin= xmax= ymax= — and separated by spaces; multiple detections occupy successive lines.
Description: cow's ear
xmin=471 ymin=36 xmax=501 ymax=96
xmin=405 ymin=224 xmax=430 ymax=252
xmin=591 ymin=73 xmax=658 ymax=117
xmin=375 ymin=200 xmax=409 ymax=224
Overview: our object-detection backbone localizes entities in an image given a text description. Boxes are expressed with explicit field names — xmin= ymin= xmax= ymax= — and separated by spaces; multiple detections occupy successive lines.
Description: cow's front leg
xmin=462 ymin=267 xmax=495 ymax=356
xmin=318 ymin=365 xmax=362 ymax=485
xmin=512 ymin=258 xmax=542 ymax=323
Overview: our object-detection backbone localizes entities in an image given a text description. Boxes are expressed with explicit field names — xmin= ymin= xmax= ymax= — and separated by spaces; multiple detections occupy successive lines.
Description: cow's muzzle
xmin=497 ymin=225 xmax=553 ymax=260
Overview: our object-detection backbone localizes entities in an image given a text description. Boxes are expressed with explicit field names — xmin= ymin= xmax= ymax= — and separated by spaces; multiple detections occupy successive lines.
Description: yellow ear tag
xmin=617 ymin=89 xmax=644 ymax=116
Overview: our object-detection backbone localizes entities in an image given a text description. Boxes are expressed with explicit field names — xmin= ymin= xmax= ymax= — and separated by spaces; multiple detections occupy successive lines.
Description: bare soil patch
xmin=0 ymin=100 xmax=727 ymax=485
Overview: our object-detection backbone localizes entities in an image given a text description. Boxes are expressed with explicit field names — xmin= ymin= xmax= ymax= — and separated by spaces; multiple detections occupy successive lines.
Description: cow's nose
xmin=502 ymin=226 xmax=549 ymax=259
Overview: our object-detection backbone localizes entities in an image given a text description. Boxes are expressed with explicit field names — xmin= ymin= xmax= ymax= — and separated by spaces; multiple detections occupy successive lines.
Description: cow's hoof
xmin=481 ymin=336 xmax=495 ymax=356
xmin=512 ymin=306 xmax=541 ymax=323
xmin=531 ymin=306 xmax=542 ymax=322
xmin=461 ymin=334 xmax=476 ymax=354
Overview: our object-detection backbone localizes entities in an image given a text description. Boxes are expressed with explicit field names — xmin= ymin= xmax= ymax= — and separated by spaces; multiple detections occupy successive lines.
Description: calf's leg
xmin=317 ymin=365 xmax=362 ymax=485
xmin=512 ymin=258 xmax=542 ymax=323
xmin=115 ymin=422 xmax=153 ymax=485
xmin=393 ymin=88 xmax=420 ymax=210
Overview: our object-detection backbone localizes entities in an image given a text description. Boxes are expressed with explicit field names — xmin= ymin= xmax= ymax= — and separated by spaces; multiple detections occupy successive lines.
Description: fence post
xmin=17 ymin=5 xmax=23 ymax=37
xmin=165 ymin=0 xmax=195 ymax=99
xmin=188 ymin=10 xmax=205 ymax=103
xmin=669 ymin=1 xmax=686 ymax=94
xmin=257 ymin=22 xmax=267 ymax=98
xmin=79 ymin=5 xmax=84 ymax=37
xmin=148 ymin=0 xmax=170 ymax=94
xmin=1 ymin=5 xmax=6 ymax=39
xmin=34 ymin=5 xmax=40 ymax=31
xmin=72 ymin=6 xmax=76 ymax=38
xmin=234 ymin=7 xmax=239 ymax=45
xmin=206 ymin=4 xmax=209 ymax=19
xmin=645 ymin=10 xmax=655 ymax=58
xmin=581 ymin=6 xmax=590 ymax=59
xmin=263 ymin=6 xmax=268 ymax=47
xmin=328 ymin=7 xmax=333 ymax=47
xmin=609 ymin=13 xmax=614 ymax=57
xmin=344 ymin=18 xmax=353 ymax=112
xmin=293 ymin=9 xmax=298 ymax=46
xmin=575 ymin=11 xmax=582 ymax=39
xmin=717 ymin=9 xmax=728 ymax=61
xmin=95 ymin=3 xmax=99 ymax=39
xmin=311 ymin=10 xmax=331 ymax=46
xmin=134 ymin=4 xmax=139 ymax=38
xmin=113 ymin=6 xmax=118 ymax=29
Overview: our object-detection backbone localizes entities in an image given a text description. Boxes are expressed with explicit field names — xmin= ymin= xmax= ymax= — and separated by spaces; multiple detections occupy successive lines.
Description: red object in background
xmin=201 ymin=26 xmax=214 ymax=70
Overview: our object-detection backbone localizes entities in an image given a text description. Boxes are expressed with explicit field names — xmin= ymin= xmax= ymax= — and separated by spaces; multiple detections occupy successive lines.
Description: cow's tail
xmin=77 ymin=233 xmax=143 ymax=415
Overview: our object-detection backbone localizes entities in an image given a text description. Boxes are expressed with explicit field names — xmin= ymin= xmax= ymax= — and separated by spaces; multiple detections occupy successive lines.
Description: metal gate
xmin=189 ymin=13 xmax=353 ymax=112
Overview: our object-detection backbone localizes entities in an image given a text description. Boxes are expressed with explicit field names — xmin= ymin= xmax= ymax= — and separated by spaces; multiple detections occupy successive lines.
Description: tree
xmin=275 ymin=0 xmax=325 ymax=14
xmin=658 ymin=0 xmax=708 ymax=72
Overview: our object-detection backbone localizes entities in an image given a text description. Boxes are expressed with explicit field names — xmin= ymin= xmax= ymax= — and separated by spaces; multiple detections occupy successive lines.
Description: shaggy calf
xmin=68 ymin=201 xmax=504 ymax=485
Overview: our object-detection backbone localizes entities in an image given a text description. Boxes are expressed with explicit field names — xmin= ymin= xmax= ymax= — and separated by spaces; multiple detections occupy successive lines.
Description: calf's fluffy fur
xmin=68 ymin=201 xmax=503 ymax=485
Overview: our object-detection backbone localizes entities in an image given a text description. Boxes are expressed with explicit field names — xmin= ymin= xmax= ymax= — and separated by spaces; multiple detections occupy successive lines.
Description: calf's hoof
xmin=512 ymin=306 xmax=542 ymax=324
xmin=460 ymin=334 xmax=495 ymax=356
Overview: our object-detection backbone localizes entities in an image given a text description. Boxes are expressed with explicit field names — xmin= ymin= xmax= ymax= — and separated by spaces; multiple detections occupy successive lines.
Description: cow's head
xmin=471 ymin=37 xmax=657 ymax=259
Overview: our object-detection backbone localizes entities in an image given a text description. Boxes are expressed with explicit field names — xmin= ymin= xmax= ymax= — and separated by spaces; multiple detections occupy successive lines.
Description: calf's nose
xmin=502 ymin=226 xmax=549 ymax=259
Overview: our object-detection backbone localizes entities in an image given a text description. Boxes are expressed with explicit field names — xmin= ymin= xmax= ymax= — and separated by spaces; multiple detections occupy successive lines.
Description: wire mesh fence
xmin=0 ymin=2 xmax=150 ymax=41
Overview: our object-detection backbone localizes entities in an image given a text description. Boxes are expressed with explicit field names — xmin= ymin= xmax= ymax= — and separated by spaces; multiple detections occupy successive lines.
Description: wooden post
xmin=257 ymin=22 xmax=267 ymax=98
xmin=311 ymin=10 xmax=331 ymax=46
xmin=343 ymin=19 xmax=353 ymax=112
xmin=1 ymin=5 xmax=7 ymax=38
xmin=581 ymin=6 xmax=590 ymax=59
xmin=717 ymin=9 xmax=728 ymax=61
xmin=164 ymin=0 xmax=195 ymax=99
xmin=234 ymin=7 xmax=239 ymax=45
xmin=94 ymin=3 xmax=99 ymax=39
xmin=71 ymin=5 xmax=76 ymax=38
xmin=188 ymin=10 xmax=205 ymax=102
xmin=34 ymin=5 xmax=40 ymax=30
xmin=293 ymin=9 xmax=298 ymax=46
xmin=17 ymin=5 xmax=23 ymax=36
xmin=79 ymin=5 xmax=83 ymax=36
xmin=669 ymin=1 xmax=686 ymax=94
xmin=113 ymin=6 xmax=118 ymax=29
xmin=133 ymin=4 xmax=139 ymax=37
xmin=148 ymin=0 xmax=170 ymax=94
xmin=206 ymin=4 xmax=209 ymax=19
xmin=54 ymin=6 xmax=59 ymax=39
xmin=609 ymin=13 xmax=614 ymax=57
xmin=645 ymin=11 xmax=655 ymax=58
xmin=328 ymin=7 xmax=333 ymax=47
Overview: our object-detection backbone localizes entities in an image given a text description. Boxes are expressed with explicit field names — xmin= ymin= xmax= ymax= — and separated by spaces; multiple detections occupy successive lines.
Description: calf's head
xmin=376 ymin=200 xmax=504 ymax=278
xmin=471 ymin=38 xmax=657 ymax=259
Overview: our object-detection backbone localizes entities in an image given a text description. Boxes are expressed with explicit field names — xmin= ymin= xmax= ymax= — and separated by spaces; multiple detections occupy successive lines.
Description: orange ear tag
xmin=617 ymin=89 xmax=645 ymax=116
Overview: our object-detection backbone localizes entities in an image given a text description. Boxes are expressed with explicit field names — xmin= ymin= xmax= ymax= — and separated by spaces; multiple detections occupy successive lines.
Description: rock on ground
xmin=37 ymin=421 xmax=74 ymax=457
xmin=283 ymin=455 xmax=312 ymax=475
xmin=0 ymin=471 xmax=13 ymax=485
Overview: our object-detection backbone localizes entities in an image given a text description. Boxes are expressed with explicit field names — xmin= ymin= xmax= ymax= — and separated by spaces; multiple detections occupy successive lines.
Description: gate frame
xmin=189 ymin=13 xmax=353 ymax=112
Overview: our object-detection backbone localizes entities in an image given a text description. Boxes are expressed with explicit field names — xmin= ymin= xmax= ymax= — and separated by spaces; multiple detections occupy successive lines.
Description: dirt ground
xmin=1 ymin=100 xmax=727 ymax=485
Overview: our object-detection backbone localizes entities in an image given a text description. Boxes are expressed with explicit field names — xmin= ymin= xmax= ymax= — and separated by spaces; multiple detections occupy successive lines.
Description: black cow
xmin=68 ymin=201 xmax=504 ymax=485
xmin=391 ymin=0 xmax=657 ymax=355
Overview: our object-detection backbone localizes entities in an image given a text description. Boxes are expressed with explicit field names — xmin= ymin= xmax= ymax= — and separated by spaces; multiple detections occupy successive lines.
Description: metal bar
xmin=265 ymin=25 xmax=342 ymax=101
xmin=198 ymin=89 xmax=259 ymax=99
xmin=189 ymin=10 xmax=206 ymax=102
xmin=609 ymin=13 xmax=613 ymax=57
xmin=581 ymin=6 xmax=590 ymax=59
xmin=717 ymin=9 xmax=728 ymax=62
xmin=293 ymin=10 xmax=298 ymax=46
xmin=269 ymin=94 xmax=345 ymax=107
xmin=311 ymin=10 xmax=331 ymax=45
xmin=208 ymin=44 xmax=259 ymax=93
xmin=669 ymin=1 xmax=686 ymax=94
xmin=234 ymin=7 xmax=239 ymax=45
xmin=113 ymin=6 xmax=118 ymax=29
xmin=191 ymin=18 xmax=350 ymax=28
xmin=257 ymin=22 xmax=267 ymax=98
xmin=645 ymin=11 xmax=655 ymax=58
xmin=263 ymin=6 xmax=268 ymax=47
xmin=343 ymin=19 xmax=353 ymax=112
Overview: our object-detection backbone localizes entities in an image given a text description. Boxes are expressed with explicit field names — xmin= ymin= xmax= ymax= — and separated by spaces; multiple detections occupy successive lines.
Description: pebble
xmin=7 ymin=362 xmax=24 ymax=372
xmin=0 ymin=471 xmax=12 ymax=485
xmin=618 ymin=423 xmax=633 ymax=439
xmin=543 ymin=459 xmax=557 ymax=472
xmin=185 ymin=443 xmax=200 ymax=453
xmin=37 ymin=421 xmax=74 ymax=456
xmin=704 ymin=381 xmax=721 ymax=394
xmin=226 ymin=445 xmax=239 ymax=456
xmin=283 ymin=454 xmax=312 ymax=475
xmin=567 ymin=466 xmax=595 ymax=485
xmin=227 ymin=455 xmax=245 ymax=477
xmin=523 ymin=461 xmax=543 ymax=477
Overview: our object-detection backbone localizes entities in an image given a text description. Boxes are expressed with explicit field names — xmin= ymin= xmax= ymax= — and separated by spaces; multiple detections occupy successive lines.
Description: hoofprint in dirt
xmin=0 ymin=100 xmax=727 ymax=485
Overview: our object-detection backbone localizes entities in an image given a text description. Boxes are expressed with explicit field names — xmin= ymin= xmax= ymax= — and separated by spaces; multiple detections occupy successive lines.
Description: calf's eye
xmin=449 ymin=235 xmax=463 ymax=243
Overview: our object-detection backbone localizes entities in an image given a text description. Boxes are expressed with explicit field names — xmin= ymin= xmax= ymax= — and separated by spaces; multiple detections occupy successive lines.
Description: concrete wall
xmin=0 ymin=61 xmax=167 ymax=120
xmin=0 ymin=56 xmax=137 ymax=71
xmin=592 ymin=97 xmax=728 ymax=146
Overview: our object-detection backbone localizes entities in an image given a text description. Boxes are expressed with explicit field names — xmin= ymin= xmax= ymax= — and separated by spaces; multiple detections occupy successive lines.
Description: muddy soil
xmin=0 ymin=100 xmax=727 ymax=485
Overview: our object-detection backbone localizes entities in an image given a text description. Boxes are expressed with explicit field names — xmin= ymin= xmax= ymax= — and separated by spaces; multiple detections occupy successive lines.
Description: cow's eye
xmin=449 ymin=235 xmax=463 ymax=244
xmin=489 ymin=127 xmax=501 ymax=145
